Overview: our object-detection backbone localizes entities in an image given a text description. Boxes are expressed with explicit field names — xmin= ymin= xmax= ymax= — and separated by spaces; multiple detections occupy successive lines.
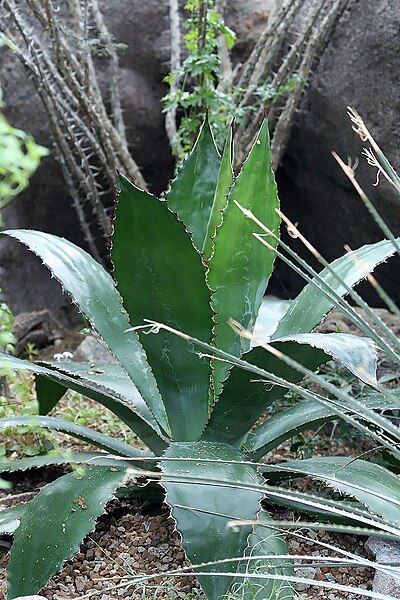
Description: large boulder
xmin=272 ymin=0 xmax=400 ymax=303
xmin=0 ymin=0 xmax=398 ymax=316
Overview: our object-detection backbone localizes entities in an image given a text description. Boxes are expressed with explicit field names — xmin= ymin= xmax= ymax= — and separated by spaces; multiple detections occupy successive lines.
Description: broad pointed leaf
xmin=204 ymin=332 xmax=378 ymax=445
xmin=0 ymin=415 xmax=151 ymax=459
xmin=0 ymin=353 xmax=166 ymax=454
xmin=272 ymin=239 xmax=399 ymax=339
xmin=208 ymin=120 xmax=280 ymax=394
xmin=7 ymin=466 xmax=127 ymax=598
xmin=239 ymin=511 xmax=293 ymax=600
xmin=273 ymin=333 xmax=378 ymax=387
xmin=161 ymin=441 xmax=265 ymax=600
xmin=113 ymin=176 xmax=213 ymax=441
xmin=35 ymin=374 xmax=65 ymax=414
xmin=0 ymin=505 xmax=27 ymax=535
xmin=39 ymin=359 xmax=167 ymax=453
xmin=262 ymin=457 xmax=400 ymax=526
xmin=246 ymin=392 xmax=400 ymax=459
xmin=1 ymin=230 xmax=169 ymax=434
xmin=202 ymin=126 xmax=234 ymax=260
xmin=165 ymin=118 xmax=221 ymax=251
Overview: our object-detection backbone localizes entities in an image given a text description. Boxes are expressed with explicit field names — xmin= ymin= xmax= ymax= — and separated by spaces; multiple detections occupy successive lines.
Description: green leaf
xmin=113 ymin=176 xmax=213 ymax=441
xmin=246 ymin=392 xmax=400 ymax=459
xmin=1 ymin=230 xmax=169 ymax=435
xmin=204 ymin=332 xmax=378 ymax=446
xmin=272 ymin=239 xmax=399 ymax=339
xmin=39 ymin=360 xmax=167 ymax=454
xmin=161 ymin=441 xmax=265 ymax=600
xmin=165 ymin=117 xmax=221 ymax=251
xmin=7 ymin=466 xmax=127 ymax=598
xmin=35 ymin=374 xmax=65 ymax=414
xmin=272 ymin=332 xmax=378 ymax=387
xmin=0 ymin=353 xmax=166 ymax=454
xmin=208 ymin=120 xmax=280 ymax=394
xmin=0 ymin=452 xmax=134 ymax=473
xmin=238 ymin=511 xmax=293 ymax=600
xmin=0 ymin=415 xmax=151 ymax=459
xmin=262 ymin=457 xmax=400 ymax=527
xmin=0 ymin=504 xmax=27 ymax=535
xmin=203 ymin=343 xmax=326 ymax=446
xmin=202 ymin=126 xmax=234 ymax=260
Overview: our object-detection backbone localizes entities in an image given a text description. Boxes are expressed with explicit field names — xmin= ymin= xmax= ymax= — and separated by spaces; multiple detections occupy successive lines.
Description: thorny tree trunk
xmin=0 ymin=0 xmax=146 ymax=264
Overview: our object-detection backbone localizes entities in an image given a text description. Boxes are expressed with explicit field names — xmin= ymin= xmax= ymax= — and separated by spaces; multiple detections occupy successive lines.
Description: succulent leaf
xmin=203 ymin=342 xmax=326 ymax=446
xmin=262 ymin=457 xmax=400 ymax=526
xmin=38 ymin=360 xmax=168 ymax=453
xmin=239 ymin=511 xmax=293 ymax=600
xmin=246 ymin=392 xmax=400 ymax=459
xmin=272 ymin=239 xmax=399 ymax=339
xmin=165 ymin=117 xmax=221 ymax=252
xmin=1 ymin=230 xmax=169 ymax=435
xmin=0 ymin=415 xmax=151 ymax=459
xmin=161 ymin=441 xmax=279 ymax=600
xmin=0 ymin=452 xmax=134 ymax=473
xmin=0 ymin=353 xmax=166 ymax=454
xmin=0 ymin=505 xmax=27 ymax=536
xmin=204 ymin=332 xmax=378 ymax=446
xmin=7 ymin=466 xmax=127 ymax=598
xmin=113 ymin=176 xmax=213 ymax=441
xmin=202 ymin=126 xmax=234 ymax=260
xmin=208 ymin=120 xmax=280 ymax=395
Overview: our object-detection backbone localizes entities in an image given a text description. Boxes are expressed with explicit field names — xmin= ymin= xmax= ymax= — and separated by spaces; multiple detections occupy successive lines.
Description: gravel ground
xmin=0 ymin=475 xmax=375 ymax=599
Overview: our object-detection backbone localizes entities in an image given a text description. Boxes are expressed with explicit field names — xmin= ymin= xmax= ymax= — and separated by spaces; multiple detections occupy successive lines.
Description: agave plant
xmin=1 ymin=120 xmax=400 ymax=599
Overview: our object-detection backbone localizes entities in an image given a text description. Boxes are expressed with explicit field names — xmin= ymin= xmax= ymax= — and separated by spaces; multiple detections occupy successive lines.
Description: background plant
xmin=163 ymin=0 xmax=349 ymax=167
xmin=0 ymin=117 xmax=399 ymax=599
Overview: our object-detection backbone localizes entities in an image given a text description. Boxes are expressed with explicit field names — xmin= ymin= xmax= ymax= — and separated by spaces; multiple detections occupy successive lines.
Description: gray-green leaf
xmin=7 ymin=466 xmax=127 ymax=598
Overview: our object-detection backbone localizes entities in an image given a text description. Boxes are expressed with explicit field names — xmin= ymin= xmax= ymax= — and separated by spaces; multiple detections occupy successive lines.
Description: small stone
xmin=366 ymin=536 xmax=400 ymax=598
xmin=294 ymin=567 xmax=317 ymax=592
xmin=73 ymin=336 xmax=116 ymax=363
xmin=162 ymin=555 xmax=173 ymax=563
xmin=75 ymin=576 xmax=86 ymax=592
xmin=86 ymin=548 xmax=95 ymax=561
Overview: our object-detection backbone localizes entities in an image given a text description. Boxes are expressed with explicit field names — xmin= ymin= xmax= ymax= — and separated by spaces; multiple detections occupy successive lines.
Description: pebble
xmin=294 ymin=566 xmax=317 ymax=591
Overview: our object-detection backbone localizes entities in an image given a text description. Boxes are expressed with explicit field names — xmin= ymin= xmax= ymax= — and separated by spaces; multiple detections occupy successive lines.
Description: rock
xmin=366 ymin=537 xmax=400 ymax=598
xmin=75 ymin=575 xmax=86 ymax=592
xmin=294 ymin=566 xmax=317 ymax=591
xmin=366 ymin=537 xmax=400 ymax=560
xmin=273 ymin=0 xmax=400 ymax=303
xmin=12 ymin=309 xmax=63 ymax=355
xmin=73 ymin=335 xmax=117 ymax=364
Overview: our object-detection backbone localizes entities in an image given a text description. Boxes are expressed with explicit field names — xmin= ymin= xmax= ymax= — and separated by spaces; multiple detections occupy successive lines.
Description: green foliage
xmin=1 ymin=119 xmax=399 ymax=599
xmin=0 ymin=97 xmax=48 ymax=219
xmin=162 ymin=1 xmax=300 ymax=155
xmin=0 ymin=296 xmax=15 ymax=352
xmin=0 ymin=366 xmax=56 ymax=459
